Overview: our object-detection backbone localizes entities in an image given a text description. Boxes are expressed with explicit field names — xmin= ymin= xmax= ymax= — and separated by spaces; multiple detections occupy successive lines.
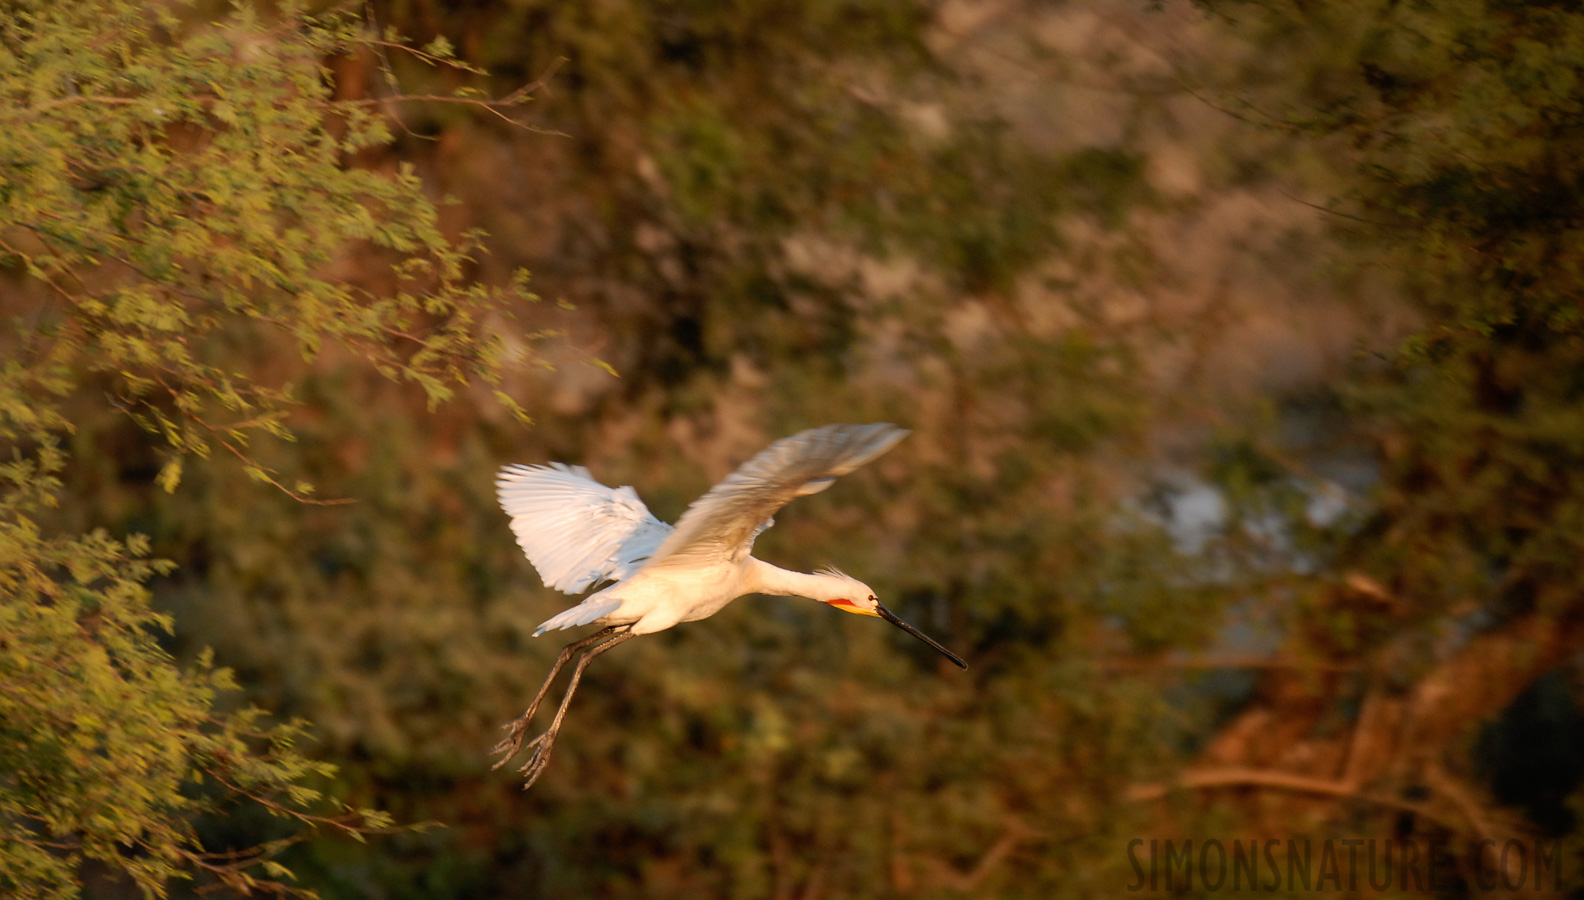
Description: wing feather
xmin=496 ymin=463 xmax=672 ymax=594
xmin=645 ymin=423 xmax=908 ymax=569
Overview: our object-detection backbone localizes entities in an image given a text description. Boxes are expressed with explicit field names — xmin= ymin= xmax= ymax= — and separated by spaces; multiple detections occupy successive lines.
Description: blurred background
xmin=9 ymin=0 xmax=1584 ymax=896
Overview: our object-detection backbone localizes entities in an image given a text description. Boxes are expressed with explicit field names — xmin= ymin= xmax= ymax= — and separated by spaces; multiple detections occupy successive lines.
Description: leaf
xmin=156 ymin=457 xmax=182 ymax=494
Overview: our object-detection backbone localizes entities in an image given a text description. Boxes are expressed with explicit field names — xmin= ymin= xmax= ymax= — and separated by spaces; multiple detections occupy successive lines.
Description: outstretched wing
xmin=644 ymin=423 xmax=908 ymax=570
xmin=496 ymin=463 xmax=673 ymax=594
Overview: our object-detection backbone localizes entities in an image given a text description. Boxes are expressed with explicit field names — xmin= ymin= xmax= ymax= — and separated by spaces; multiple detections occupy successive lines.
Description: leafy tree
xmin=0 ymin=1 xmax=533 ymax=896
xmin=35 ymin=0 xmax=1563 ymax=896
xmin=145 ymin=2 xmax=1205 ymax=896
xmin=1165 ymin=0 xmax=1584 ymax=877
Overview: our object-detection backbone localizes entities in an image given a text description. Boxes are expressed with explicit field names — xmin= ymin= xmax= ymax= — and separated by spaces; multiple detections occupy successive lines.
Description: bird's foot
xmin=491 ymin=719 xmax=557 ymax=788
xmin=514 ymin=733 xmax=556 ymax=790
xmin=489 ymin=716 xmax=533 ymax=770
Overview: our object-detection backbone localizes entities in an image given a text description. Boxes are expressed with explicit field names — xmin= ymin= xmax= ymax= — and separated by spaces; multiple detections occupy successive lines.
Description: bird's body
xmin=547 ymin=557 xmax=888 ymax=634
xmin=557 ymin=558 xmax=748 ymax=634
xmin=490 ymin=423 xmax=965 ymax=789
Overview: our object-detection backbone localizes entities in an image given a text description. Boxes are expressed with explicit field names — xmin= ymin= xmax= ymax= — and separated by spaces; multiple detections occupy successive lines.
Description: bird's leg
xmin=491 ymin=626 xmax=620 ymax=768
xmin=512 ymin=627 xmax=639 ymax=790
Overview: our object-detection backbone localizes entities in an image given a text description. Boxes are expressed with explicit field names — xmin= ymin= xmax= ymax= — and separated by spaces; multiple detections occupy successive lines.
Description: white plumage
xmin=497 ymin=422 xmax=916 ymax=635
xmin=490 ymin=423 xmax=965 ymax=789
xmin=496 ymin=463 xmax=670 ymax=595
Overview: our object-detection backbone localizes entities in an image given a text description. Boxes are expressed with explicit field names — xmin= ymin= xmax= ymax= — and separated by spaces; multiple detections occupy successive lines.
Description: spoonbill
xmin=491 ymin=422 xmax=966 ymax=788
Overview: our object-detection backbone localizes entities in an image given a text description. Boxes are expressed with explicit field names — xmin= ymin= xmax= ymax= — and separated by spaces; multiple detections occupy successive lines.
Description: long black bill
xmin=875 ymin=603 xmax=968 ymax=669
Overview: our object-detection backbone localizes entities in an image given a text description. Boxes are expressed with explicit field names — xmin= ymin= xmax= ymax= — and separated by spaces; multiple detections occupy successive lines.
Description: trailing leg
xmin=513 ymin=628 xmax=639 ymax=789
xmin=491 ymin=626 xmax=620 ymax=768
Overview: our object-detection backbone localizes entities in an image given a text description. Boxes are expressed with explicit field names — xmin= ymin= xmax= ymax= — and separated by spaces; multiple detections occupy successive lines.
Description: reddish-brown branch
xmin=1133 ymin=610 xmax=1584 ymax=835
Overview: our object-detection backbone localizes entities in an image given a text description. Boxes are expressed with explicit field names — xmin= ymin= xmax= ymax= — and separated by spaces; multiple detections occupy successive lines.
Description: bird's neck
xmin=744 ymin=558 xmax=842 ymax=602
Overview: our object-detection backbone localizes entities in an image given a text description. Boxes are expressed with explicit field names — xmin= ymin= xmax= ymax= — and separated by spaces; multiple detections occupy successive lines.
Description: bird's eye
xmin=868 ymin=595 xmax=877 ymax=602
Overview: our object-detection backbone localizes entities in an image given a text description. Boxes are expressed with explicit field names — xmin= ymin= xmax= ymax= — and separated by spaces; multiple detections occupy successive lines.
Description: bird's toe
xmin=489 ymin=725 xmax=529 ymax=764
xmin=517 ymin=738 xmax=554 ymax=785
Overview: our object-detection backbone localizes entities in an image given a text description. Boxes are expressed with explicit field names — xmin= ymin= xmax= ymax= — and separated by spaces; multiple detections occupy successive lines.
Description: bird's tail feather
xmin=533 ymin=595 xmax=623 ymax=636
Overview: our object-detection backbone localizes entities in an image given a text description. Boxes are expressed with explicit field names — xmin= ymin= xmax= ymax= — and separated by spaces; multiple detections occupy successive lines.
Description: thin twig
xmin=1125 ymin=765 xmax=1466 ymax=832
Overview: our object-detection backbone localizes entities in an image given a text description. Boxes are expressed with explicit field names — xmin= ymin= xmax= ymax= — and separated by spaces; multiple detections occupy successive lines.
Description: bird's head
xmin=816 ymin=567 xmax=882 ymax=617
xmin=815 ymin=568 xmax=968 ymax=669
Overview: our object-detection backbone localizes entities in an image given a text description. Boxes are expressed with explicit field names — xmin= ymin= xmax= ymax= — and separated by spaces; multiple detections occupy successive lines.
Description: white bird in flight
xmin=490 ymin=422 xmax=966 ymax=788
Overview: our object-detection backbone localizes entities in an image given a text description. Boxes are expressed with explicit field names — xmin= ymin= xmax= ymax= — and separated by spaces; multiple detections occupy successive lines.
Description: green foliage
xmin=1 ymin=0 xmax=529 ymax=477
xmin=90 ymin=337 xmax=1189 ymax=897
xmin=138 ymin=0 xmax=1583 ymax=890
xmin=27 ymin=0 xmax=1584 ymax=895
xmin=374 ymin=0 xmax=1136 ymax=393
xmin=1200 ymin=0 xmax=1584 ymax=631
xmin=0 ymin=0 xmax=532 ymax=895
xmin=10 ymin=1 xmax=1191 ymax=895
xmin=1188 ymin=0 xmax=1584 ymax=867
